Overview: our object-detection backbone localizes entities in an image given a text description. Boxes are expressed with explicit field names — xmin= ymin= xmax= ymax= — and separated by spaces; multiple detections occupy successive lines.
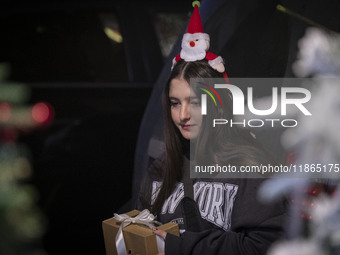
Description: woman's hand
xmin=152 ymin=227 xmax=167 ymax=255
xmin=152 ymin=227 xmax=167 ymax=240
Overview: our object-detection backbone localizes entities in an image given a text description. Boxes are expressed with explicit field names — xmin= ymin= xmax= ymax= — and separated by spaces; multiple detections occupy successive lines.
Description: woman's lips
xmin=180 ymin=124 xmax=195 ymax=130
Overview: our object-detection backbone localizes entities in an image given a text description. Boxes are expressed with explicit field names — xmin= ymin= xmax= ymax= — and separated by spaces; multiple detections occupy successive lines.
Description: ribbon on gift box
xmin=113 ymin=209 xmax=164 ymax=255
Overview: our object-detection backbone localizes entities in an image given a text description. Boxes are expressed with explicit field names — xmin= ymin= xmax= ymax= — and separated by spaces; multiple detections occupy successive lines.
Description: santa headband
xmin=172 ymin=1 xmax=229 ymax=80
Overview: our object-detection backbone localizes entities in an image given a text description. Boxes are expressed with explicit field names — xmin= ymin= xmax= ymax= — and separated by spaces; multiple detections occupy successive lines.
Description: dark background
xmin=1 ymin=0 xmax=340 ymax=254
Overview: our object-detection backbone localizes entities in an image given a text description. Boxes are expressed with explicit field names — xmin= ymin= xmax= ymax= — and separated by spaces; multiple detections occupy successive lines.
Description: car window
xmin=0 ymin=10 xmax=128 ymax=82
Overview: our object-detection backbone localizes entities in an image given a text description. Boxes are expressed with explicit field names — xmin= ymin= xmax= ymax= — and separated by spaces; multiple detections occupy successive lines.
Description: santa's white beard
xmin=180 ymin=39 xmax=208 ymax=61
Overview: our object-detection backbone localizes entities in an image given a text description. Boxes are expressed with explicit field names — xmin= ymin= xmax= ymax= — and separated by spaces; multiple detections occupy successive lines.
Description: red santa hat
xmin=187 ymin=1 xmax=204 ymax=34
xmin=172 ymin=1 xmax=229 ymax=81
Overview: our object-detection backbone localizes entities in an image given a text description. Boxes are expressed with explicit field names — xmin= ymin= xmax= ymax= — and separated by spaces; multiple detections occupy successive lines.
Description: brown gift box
xmin=102 ymin=210 xmax=180 ymax=255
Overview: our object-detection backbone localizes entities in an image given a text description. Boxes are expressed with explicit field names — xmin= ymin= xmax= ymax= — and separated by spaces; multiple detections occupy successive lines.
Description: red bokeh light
xmin=0 ymin=102 xmax=11 ymax=122
xmin=31 ymin=102 xmax=53 ymax=125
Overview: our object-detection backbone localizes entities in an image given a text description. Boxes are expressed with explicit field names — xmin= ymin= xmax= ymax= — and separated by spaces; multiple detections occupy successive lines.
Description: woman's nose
xmin=180 ymin=103 xmax=190 ymax=120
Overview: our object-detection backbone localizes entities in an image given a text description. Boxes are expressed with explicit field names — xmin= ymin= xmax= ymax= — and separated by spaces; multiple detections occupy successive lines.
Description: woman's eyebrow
xmin=169 ymin=96 xmax=199 ymax=101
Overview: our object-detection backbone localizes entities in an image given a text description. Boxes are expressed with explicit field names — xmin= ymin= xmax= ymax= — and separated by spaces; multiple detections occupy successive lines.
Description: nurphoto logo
xmin=197 ymin=79 xmax=312 ymax=128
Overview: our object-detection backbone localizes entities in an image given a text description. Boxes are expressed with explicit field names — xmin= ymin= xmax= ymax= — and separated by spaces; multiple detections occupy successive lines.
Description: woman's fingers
xmin=152 ymin=227 xmax=167 ymax=240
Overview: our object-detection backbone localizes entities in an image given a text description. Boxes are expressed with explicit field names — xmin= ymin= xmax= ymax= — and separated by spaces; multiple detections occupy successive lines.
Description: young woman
xmin=137 ymin=2 xmax=287 ymax=254
xmin=137 ymin=59 xmax=287 ymax=255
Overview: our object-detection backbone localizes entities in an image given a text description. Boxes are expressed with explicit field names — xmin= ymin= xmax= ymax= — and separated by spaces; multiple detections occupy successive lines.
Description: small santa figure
xmin=172 ymin=1 xmax=226 ymax=75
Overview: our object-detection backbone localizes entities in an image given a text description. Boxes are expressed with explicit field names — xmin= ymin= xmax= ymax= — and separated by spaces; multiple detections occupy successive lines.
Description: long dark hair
xmin=150 ymin=59 xmax=274 ymax=214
